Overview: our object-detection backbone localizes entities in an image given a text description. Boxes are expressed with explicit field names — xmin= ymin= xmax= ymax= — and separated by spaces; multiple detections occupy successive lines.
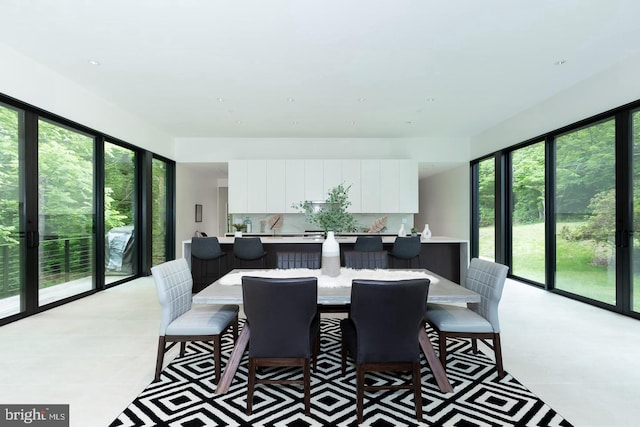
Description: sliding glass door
xmin=477 ymin=157 xmax=496 ymax=261
xmin=37 ymin=119 xmax=96 ymax=305
xmin=0 ymin=103 xmax=24 ymax=319
xmin=632 ymin=111 xmax=640 ymax=313
xmin=554 ymin=119 xmax=616 ymax=305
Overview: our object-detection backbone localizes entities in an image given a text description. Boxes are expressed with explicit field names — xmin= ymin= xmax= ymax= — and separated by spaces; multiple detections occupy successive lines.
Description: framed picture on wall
xmin=195 ymin=204 xmax=203 ymax=222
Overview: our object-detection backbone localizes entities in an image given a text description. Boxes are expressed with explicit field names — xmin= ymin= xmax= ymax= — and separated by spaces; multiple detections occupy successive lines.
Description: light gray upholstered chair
xmin=425 ymin=258 xmax=509 ymax=378
xmin=151 ymin=258 xmax=239 ymax=383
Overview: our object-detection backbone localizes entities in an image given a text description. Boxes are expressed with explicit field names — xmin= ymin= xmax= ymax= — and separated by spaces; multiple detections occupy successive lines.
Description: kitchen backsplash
xmin=228 ymin=213 xmax=415 ymax=235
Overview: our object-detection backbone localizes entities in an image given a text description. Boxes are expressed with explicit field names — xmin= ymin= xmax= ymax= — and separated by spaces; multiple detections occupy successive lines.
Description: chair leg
xmin=412 ymin=362 xmax=423 ymax=423
xmin=213 ymin=335 xmax=221 ymax=384
xmin=471 ymin=338 xmax=478 ymax=354
xmin=180 ymin=342 xmax=186 ymax=357
xmin=438 ymin=333 xmax=448 ymax=369
xmin=247 ymin=358 xmax=256 ymax=415
xmin=155 ymin=336 xmax=166 ymax=381
xmin=313 ymin=335 xmax=320 ymax=373
xmin=303 ymin=359 xmax=311 ymax=416
xmin=356 ymin=365 xmax=365 ymax=424
xmin=341 ymin=339 xmax=347 ymax=376
xmin=493 ymin=333 xmax=505 ymax=378
xmin=232 ymin=314 xmax=239 ymax=342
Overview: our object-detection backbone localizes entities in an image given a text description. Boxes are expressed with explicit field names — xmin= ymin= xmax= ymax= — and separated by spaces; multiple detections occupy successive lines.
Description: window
xmin=510 ymin=142 xmax=545 ymax=284
xmin=477 ymin=157 xmax=496 ymax=261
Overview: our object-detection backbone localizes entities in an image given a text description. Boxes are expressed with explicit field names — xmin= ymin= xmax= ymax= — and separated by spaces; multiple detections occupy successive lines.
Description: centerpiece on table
xmin=292 ymin=183 xmax=358 ymax=277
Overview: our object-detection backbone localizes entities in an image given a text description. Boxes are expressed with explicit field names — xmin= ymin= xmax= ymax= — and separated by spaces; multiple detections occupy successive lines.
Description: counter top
xmin=185 ymin=236 xmax=468 ymax=245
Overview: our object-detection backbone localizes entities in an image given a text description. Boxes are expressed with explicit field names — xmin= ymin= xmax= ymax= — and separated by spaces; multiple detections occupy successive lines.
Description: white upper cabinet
xmin=323 ymin=160 xmax=342 ymax=197
xmin=360 ymin=160 xmax=381 ymax=212
xmin=266 ymin=160 xmax=286 ymax=213
xmin=285 ymin=160 xmax=305 ymax=213
xmin=398 ymin=160 xmax=418 ymax=212
xmin=341 ymin=160 xmax=361 ymax=212
xmin=246 ymin=160 xmax=266 ymax=213
xmin=228 ymin=160 xmax=248 ymax=213
xmin=304 ymin=160 xmax=324 ymax=201
xmin=228 ymin=159 xmax=418 ymax=214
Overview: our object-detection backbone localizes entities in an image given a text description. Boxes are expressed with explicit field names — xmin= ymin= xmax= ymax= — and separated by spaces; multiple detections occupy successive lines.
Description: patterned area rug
xmin=110 ymin=319 xmax=572 ymax=427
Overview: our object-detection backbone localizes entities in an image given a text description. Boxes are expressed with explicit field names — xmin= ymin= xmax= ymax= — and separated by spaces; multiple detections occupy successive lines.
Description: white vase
xmin=398 ymin=224 xmax=405 ymax=237
xmin=322 ymin=231 xmax=340 ymax=277
xmin=234 ymin=231 xmax=243 ymax=237
xmin=422 ymin=224 xmax=432 ymax=239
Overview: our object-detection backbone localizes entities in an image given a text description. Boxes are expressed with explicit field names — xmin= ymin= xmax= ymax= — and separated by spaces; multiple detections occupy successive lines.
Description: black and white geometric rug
xmin=110 ymin=319 xmax=572 ymax=427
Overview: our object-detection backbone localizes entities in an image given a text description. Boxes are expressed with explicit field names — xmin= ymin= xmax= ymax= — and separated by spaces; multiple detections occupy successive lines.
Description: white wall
xmin=0 ymin=42 xmax=173 ymax=156
xmin=175 ymin=164 xmax=221 ymax=257
xmin=471 ymin=51 xmax=640 ymax=158
xmin=417 ymin=165 xmax=469 ymax=240
xmin=174 ymin=137 xmax=469 ymax=163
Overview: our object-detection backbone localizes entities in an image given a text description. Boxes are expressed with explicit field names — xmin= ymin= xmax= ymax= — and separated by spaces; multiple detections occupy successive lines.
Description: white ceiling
xmin=2 ymin=0 xmax=640 ymax=141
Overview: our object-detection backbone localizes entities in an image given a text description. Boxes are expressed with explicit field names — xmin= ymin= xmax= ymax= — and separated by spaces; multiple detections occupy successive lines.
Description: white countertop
xmin=184 ymin=236 xmax=468 ymax=245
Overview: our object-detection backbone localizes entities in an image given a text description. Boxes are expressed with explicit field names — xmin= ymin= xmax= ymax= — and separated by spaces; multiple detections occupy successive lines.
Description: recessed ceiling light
xmin=351 ymin=121 xmax=357 ymax=125
xmin=236 ymin=120 xmax=242 ymax=124
xmin=88 ymin=59 xmax=100 ymax=66
xmin=554 ymin=59 xmax=566 ymax=66
xmin=426 ymin=97 xmax=435 ymax=102
xmin=287 ymin=97 xmax=295 ymax=102
xmin=357 ymin=97 xmax=366 ymax=102
xmin=405 ymin=121 xmax=413 ymax=124
xmin=293 ymin=120 xmax=299 ymax=125
xmin=217 ymin=97 xmax=224 ymax=102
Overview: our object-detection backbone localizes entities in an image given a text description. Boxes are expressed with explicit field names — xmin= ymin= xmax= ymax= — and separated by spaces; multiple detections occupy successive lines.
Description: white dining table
xmin=193 ymin=268 xmax=480 ymax=395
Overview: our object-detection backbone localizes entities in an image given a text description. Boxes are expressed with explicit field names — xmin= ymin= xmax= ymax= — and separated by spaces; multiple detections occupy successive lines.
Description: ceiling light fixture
xmin=426 ymin=97 xmax=435 ymax=102
xmin=88 ymin=59 xmax=100 ymax=66
xmin=217 ymin=97 xmax=224 ymax=102
xmin=554 ymin=59 xmax=566 ymax=66
xmin=357 ymin=97 xmax=366 ymax=102
xmin=287 ymin=97 xmax=295 ymax=102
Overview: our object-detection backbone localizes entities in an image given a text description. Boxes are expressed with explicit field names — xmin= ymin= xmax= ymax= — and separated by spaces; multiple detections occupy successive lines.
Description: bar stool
xmin=353 ymin=236 xmax=384 ymax=252
xmin=191 ymin=237 xmax=227 ymax=292
xmin=389 ymin=236 xmax=422 ymax=268
xmin=233 ymin=237 xmax=267 ymax=268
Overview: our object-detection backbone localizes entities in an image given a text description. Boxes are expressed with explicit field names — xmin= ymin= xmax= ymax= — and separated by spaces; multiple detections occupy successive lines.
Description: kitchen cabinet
xmin=285 ymin=160 xmax=305 ymax=213
xmin=266 ymin=160 xmax=286 ymax=212
xmin=246 ymin=160 xmax=266 ymax=213
xmin=228 ymin=160 xmax=248 ymax=212
xmin=229 ymin=158 xmax=418 ymax=214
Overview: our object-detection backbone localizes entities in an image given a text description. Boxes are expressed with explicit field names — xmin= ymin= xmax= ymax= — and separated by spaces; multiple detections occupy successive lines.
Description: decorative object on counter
xmin=322 ymin=231 xmax=341 ymax=277
xmin=243 ymin=217 xmax=252 ymax=233
xmin=398 ymin=223 xmax=406 ymax=237
xmin=411 ymin=227 xmax=418 ymax=236
xmin=259 ymin=220 xmax=266 ymax=233
xmin=267 ymin=214 xmax=283 ymax=235
xmin=422 ymin=224 xmax=432 ymax=239
xmin=232 ymin=223 xmax=246 ymax=237
xmin=365 ymin=216 xmax=387 ymax=233
xmin=195 ymin=204 xmax=203 ymax=223
xmin=292 ymin=183 xmax=358 ymax=233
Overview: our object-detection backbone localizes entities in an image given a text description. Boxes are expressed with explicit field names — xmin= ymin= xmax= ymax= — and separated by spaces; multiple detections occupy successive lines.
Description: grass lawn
xmin=479 ymin=222 xmax=638 ymax=308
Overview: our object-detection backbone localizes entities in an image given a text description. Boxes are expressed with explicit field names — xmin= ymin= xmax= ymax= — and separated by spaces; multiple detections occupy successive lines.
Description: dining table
xmin=192 ymin=267 xmax=481 ymax=395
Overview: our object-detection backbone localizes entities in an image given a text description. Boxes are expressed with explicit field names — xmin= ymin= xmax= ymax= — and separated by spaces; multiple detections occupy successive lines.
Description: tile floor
xmin=0 ymin=276 xmax=639 ymax=427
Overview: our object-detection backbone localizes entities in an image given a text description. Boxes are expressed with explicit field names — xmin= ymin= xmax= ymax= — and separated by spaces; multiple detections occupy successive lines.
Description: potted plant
xmin=292 ymin=183 xmax=358 ymax=234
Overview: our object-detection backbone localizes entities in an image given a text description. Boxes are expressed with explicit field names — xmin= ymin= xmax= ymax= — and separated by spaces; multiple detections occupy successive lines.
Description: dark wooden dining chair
xmin=425 ymin=258 xmax=509 ymax=378
xmin=343 ymin=250 xmax=388 ymax=269
xmin=340 ymin=278 xmax=430 ymax=423
xmin=191 ymin=236 xmax=227 ymax=293
xmin=151 ymin=258 xmax=239 ymax=383
xmin=241 ymin=276 xmax=319 ymax=415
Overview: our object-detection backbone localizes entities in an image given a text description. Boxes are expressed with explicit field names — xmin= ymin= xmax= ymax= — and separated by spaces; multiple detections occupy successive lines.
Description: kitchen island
xmin=182 ymin=235 xmax=469 ymax=283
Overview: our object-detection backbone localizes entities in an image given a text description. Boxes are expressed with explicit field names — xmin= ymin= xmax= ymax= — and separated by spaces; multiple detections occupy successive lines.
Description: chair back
xmin=464 ymin=258 xmax=509 ymax=332
xmin=354 ymin=236 xmax=383 ymax=252
xmin=242 ymin=276 xmax=318 ymax=358
xmin=233 ymin=237 xmax=265 ymax=260
xmin=191 ymin=237 xmax=224 ymax=260
xmin=350 ymin=279 xmax=429 ymax=363
xmin=343 ymin=250 xmax=388 ymax=269
xmin=151 ymin=258 xmax=193 ymax=336
xmin=276 ymin=251 xmax=321 ymax=269
xmin=390 ymin=236 xmax=421 ymax=259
